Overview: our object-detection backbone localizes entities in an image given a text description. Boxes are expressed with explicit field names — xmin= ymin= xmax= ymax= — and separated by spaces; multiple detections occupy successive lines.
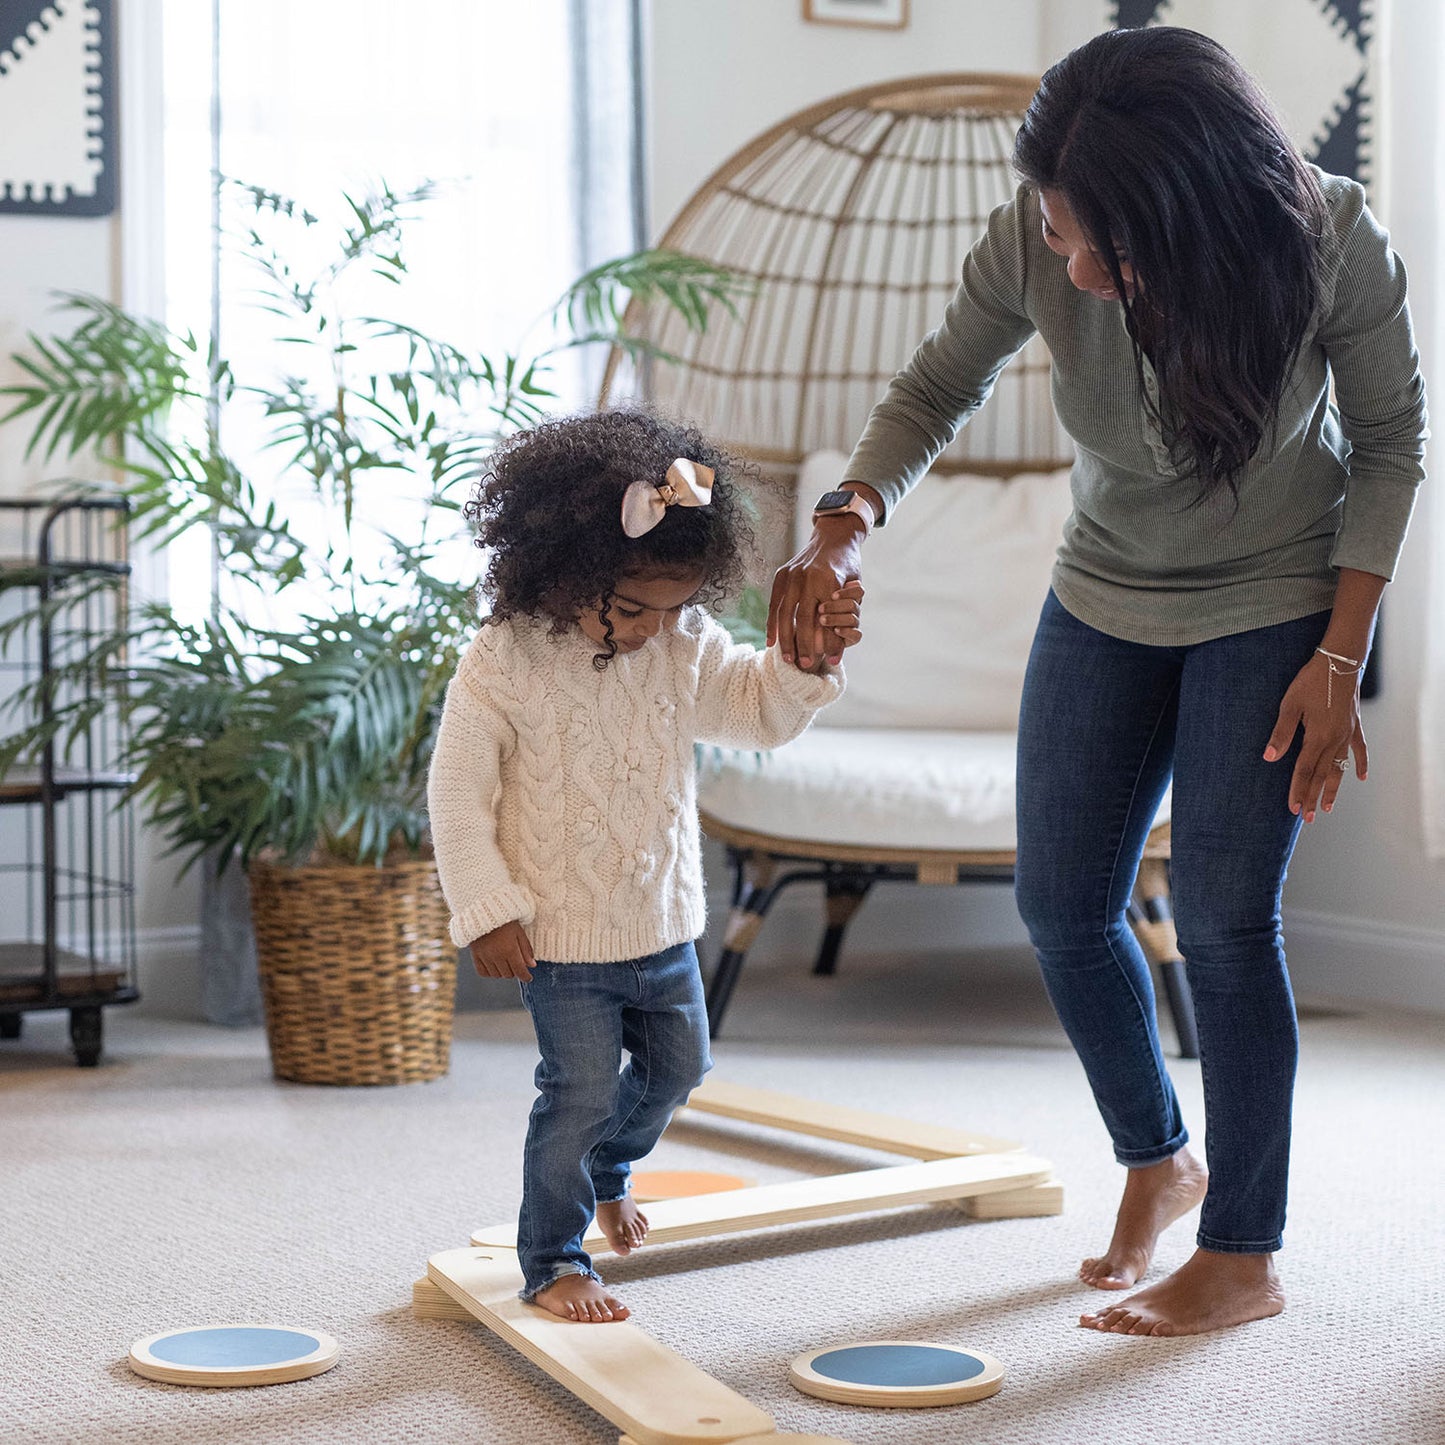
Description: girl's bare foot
xmin=597 ymin=1195 xmax=649 ymax=1256
xmin=1080 ymin=1148 xmax=1208 ymax=1289
xmin=531 ymin=1274 xmax=631 ymax=1323
xmin=1080 ymin=1248 xmax=1284 ymax=1336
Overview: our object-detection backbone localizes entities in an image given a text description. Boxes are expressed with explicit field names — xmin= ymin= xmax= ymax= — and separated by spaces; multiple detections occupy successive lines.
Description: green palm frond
xmin=1 ymin=179 xmax=745 ymax=868
xmin=0 ymin=295 xmax=202 ymax=462
xmin=556 ymin=250 xmax=750 ymax=338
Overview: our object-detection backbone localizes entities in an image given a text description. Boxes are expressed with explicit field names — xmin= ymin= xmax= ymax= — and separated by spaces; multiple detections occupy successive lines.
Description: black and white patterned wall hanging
xmin=0 ymin=0 xmax=116 ymax=215
xmin=1113 ymin=1 xmax=1376 ymax=186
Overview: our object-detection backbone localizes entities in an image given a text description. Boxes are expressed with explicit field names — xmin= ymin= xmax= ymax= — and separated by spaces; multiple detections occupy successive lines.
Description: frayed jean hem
xmin=518 ymin=1262 xmax=602 ymax=1304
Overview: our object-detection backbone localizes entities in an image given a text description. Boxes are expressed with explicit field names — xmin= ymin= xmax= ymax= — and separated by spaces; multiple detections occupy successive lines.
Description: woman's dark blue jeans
xmin=1015 ymin=590 xmax=1329 ymax=1255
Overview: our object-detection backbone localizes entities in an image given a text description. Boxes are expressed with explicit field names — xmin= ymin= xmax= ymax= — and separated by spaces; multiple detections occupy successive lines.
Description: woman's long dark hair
xmin=1013 ymin=26 xmax=1327 ymax=497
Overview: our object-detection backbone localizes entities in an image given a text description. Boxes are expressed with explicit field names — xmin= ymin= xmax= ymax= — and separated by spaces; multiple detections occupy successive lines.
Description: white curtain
xmin=1418 ymin=5 xmax=1445 ymax=859
xmin=165 ymin=0 xmax=641 ymax=389
xmin=163 ymin=0 xmax=644 ymax=1023
xmin=160 ymin=0 xmax=646 ymax=629
xmin=1424 ymin=516 xmax=1445 ymax=860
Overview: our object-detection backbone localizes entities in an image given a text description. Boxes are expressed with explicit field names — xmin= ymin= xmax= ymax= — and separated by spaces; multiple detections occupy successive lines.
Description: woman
xmin=769 ymin=27 xmax=1426 ymax=1337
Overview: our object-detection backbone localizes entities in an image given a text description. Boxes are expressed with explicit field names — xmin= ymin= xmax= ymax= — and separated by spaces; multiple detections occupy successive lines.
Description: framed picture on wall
xmin=804 ymin=0 xmax=909 ymax=30
xmin=0 ymin=0 xmax=118 ymax=216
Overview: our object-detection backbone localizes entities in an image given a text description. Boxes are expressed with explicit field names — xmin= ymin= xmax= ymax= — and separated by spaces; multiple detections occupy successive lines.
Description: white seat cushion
xmin=700 ymin=726 xmax=1019 ymax=852
xmin=794 ymin=452 xmax=1074 ymax=731
xmin=699 ymin=726 xmax=1172 ymax=855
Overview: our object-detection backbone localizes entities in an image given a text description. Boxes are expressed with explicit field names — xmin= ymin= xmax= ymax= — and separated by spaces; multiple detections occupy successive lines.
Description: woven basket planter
xmin=248 ymin=856 xmax=455 ymax=1086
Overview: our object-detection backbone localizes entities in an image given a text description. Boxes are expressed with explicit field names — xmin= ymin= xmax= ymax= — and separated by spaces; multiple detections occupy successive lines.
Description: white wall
xmin=0 ymin=227 xmax=115 ymax=487
xmin=647 ymin=0 xmax=1047 ymax=237
xmin=0 ymin=0 xmax=201 ymax=1020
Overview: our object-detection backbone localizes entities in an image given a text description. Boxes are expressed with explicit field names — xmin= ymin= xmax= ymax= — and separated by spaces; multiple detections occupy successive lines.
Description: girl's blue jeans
xmin=515 ymin=941 xmax=712 ymax=1301
xmin=1015 ymin=591 xmax=1329 ymax=1255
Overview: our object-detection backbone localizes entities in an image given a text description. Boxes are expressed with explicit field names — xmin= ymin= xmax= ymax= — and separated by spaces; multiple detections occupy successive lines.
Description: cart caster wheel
xmin=0 ymin=1013 xmax=21 ymax=1040
xmin=70 ymin=1006 xmax=102 ymax=1067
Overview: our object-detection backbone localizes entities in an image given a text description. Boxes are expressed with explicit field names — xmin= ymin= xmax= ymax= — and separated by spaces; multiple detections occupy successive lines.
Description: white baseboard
xmin=1283 ymin=908 xmax=1445 ymax=1015
xmin=701 ymin=882 xmax=1445 ymax=1018
xmin=130 ymin=900 xmax=1445 ymax=1023
xmin=132 ymin=925 xmax=203 ymax=1020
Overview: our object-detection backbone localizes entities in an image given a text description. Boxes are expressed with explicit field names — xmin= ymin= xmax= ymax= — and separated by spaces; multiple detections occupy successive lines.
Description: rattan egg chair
xmin=601 ymin=74 xmax=1196 ymax=1057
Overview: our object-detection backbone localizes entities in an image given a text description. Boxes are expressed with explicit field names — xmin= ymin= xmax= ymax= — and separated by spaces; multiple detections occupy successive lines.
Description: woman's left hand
xmin=1262 ymin=652 xmax=1369 ymax=822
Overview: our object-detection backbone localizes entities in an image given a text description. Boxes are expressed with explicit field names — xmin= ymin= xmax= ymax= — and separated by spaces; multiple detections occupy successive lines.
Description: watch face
xmin=815 ymin=490 xmax=856 ymax=510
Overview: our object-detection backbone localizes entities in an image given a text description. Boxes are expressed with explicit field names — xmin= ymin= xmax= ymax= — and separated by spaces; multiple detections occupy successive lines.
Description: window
xmin=157 ymin=0 xmax=642 ymax=623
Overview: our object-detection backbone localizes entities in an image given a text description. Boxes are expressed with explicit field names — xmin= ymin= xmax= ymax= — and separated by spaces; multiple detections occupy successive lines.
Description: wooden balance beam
xmin=417 ymin=1081 xmax=1062 ymax=1444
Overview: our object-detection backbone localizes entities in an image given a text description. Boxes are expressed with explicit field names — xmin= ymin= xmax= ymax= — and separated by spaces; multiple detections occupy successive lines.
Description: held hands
xmin=769 ymin=519 xmax=867 ymax=670
xmin=469 ymin=919 xmax=536 ymax=980
xmin=807 ymin=579 xmax=864 ymax=672
xmin=1262 ymin=650 xmax=1368 ymax=823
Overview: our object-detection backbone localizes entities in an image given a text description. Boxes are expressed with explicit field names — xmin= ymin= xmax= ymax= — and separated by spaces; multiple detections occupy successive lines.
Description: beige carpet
xmin=4 ymin=945 xmax=1444 ymax=1445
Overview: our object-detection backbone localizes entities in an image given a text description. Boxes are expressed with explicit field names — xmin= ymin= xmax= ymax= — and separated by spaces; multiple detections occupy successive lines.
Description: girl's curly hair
xmin=467 ymin=408 xmax=756 ymax=668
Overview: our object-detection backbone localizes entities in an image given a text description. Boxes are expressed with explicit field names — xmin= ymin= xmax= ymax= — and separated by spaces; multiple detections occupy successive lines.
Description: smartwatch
xmin=812 ymin=488 xmax=876 ymax=537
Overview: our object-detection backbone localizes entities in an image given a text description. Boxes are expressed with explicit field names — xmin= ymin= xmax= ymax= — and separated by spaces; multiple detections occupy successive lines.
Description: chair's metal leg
xmin=1156 ymin=958 xmax=1199 ymax=1061
xmin=705 ymin=858 xmax=828 ymax=1038
xmin=704 ymin=947 xmax=744 ymax=1038
xmin=706 ymin=854 xmax=774 ymax=1038
xmin=813 ymin=872 xmax=873 ymax=976
xmin=726 ymin=845 xmax=747 ymax=908
xmin=1129 ymin=857 xmax=1200 ymax=1060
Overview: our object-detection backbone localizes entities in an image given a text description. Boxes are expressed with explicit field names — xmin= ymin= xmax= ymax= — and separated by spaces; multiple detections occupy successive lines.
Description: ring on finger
xmin=1333 ymin=757 xmax=1348 ymax=771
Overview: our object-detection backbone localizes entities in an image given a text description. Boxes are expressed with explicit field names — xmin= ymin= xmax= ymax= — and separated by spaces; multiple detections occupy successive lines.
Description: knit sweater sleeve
xmin=426 ymin=642 xmax=536 ymax=949
xmin=841 ymin=186 xmax=1038 ymax=523
xmin=1317 ymin=183 xmax=1429 ymax=581
xmin=691 ymin=613 xmax=842 ymax=749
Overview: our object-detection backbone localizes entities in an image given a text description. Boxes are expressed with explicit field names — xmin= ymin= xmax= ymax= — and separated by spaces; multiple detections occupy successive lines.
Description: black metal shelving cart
xmin=0 ymin=496 xmax=137 ymax=1065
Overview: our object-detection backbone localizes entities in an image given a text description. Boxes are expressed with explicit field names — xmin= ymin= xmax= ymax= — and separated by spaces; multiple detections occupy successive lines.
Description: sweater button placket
xmin=1140 ymin=367 xmax=1176 ymax=476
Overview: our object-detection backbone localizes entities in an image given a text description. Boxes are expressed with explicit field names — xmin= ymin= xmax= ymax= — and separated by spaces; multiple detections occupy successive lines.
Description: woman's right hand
xmin=768 ymin=519 xmax=867 ymax=669
xmin=468 ymin=920 xmax=536 ymax=979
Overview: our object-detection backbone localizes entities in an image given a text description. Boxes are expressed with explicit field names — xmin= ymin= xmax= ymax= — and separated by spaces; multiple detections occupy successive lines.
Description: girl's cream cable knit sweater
xmin=427 ymin=609 xmax=842 ymax=962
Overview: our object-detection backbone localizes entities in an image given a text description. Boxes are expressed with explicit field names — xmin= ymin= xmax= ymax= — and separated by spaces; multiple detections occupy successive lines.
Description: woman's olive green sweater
xmin=843 ymin=171 xmax=1427 ymax=645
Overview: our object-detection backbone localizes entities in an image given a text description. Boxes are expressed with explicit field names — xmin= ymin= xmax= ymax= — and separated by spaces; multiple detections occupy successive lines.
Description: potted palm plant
xmin=0 ymin=179 xmax=741 ymax=1084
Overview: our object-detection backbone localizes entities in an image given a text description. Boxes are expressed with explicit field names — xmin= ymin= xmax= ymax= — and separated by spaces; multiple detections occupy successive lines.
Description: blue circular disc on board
xmin=810 ymin=1343 xmax=987 ymax=1387
xmin=147 ymin=1327 xmax=322 ymax=1368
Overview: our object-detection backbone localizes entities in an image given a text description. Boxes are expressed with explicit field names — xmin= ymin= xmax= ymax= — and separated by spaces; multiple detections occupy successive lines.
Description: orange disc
xmin=630 ymin=1169 xmax=754 ymax=1202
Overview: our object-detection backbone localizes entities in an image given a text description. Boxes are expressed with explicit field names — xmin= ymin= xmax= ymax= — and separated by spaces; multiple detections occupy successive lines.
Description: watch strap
xmin=812 ymin=489 xmax=874 ymax=537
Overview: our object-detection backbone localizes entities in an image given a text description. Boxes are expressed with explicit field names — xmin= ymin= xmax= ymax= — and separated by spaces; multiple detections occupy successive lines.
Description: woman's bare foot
xmin=1080 ymin=1148 xmax=1208 ymax=1290
xmin=531 ymin=1274 xmax=631 ymax=1323
xmin=1080 ymin=1248 xmax=1284 ymax=1336
xmin=597 ymin=1195 xmax=649 ymax=1256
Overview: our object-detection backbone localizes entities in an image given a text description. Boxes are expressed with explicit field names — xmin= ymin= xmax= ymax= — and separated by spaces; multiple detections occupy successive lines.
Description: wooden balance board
xmin=789 ymin=1340 xmax=1005 ymax=1407
xmin=420 ymin=1079 xmax=1061 ymax=1444
xmin=128 ymin=1325 xmax=340 ymax=1388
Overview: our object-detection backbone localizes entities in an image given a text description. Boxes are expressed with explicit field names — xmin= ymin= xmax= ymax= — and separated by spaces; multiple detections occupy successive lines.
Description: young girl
xmin=427 ymin=408 xmax=860 ymax=1323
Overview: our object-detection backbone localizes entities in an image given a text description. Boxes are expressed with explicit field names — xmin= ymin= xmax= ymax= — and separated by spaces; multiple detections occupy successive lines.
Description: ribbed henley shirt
xmin=842 ymin=170 xmax=1427 ymax=645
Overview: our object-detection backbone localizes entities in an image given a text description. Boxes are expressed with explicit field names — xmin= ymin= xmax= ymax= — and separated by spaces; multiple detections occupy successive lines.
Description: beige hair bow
xmin=620 ymin=458 xmax=715 ymax=538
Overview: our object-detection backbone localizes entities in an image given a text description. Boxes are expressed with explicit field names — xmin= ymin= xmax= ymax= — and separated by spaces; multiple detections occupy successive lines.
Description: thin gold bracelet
xmin=1315 ymin=646 xmax=1363 ymax=710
